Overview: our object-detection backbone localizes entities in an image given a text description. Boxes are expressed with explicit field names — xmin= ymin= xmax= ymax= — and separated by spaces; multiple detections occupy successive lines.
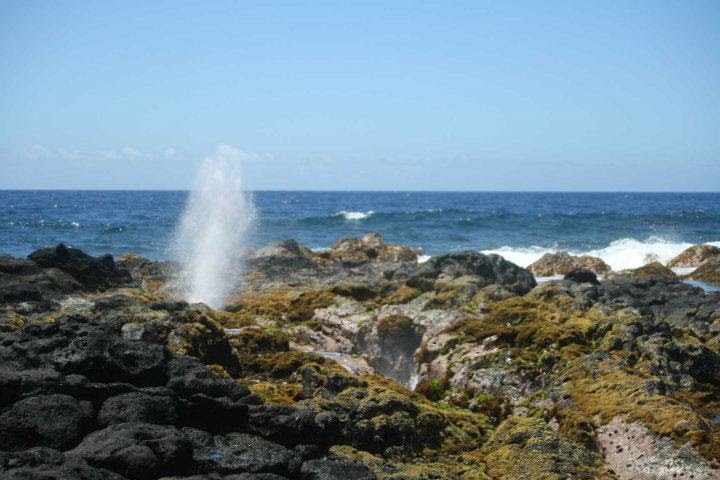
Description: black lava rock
xmin=0 ymin=394 xmax=94 ymax=451
xmin=564 ymin=267 xmax=599 ymax=285
xmin=28 ymin=244 xmax=132 ymax=291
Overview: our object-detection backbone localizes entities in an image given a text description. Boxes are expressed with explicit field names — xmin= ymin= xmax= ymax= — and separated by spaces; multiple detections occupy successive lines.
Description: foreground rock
xmin=667 ymin=244 xmax=720 ymax=269
xmin=3 ymin=238 xmax=720 ymax=480
xmin=528 ymin=251 xmax=611 ymax=277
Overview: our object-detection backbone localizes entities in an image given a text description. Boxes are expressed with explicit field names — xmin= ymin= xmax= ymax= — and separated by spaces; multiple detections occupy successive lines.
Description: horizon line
xmin=0 ymin=188 xmax=718 ymax=194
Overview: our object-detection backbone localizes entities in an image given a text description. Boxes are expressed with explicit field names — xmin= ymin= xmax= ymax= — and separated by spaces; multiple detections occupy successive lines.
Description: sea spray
xmin=170 ymin=145 xmax=254 ymax=308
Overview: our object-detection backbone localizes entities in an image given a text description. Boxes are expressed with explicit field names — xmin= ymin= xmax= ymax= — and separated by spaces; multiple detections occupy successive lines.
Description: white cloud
xmin=212 ymin=143 xmax=272 ymax=163
xmin=22 ymin=145 xmax=179 ymax=162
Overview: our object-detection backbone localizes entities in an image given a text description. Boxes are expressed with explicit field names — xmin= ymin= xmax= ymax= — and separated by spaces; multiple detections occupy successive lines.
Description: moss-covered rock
xmin=528 ymin=251 xmax=611 ymax=277
xmin=481 ymin=417 xmax=614 ymax=480
xmin=690 ymin=255 xmax=720 ymax=284
xmin=668 ymin=244 xmax=720 ymax=268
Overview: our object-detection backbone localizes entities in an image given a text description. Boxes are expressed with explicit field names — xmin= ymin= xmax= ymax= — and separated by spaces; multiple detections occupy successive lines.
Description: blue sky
xmin=1 ymin=0 xmax=718 ymax=190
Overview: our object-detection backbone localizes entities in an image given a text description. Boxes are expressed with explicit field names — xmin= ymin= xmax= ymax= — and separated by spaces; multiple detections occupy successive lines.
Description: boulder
xmin=0 ymin=394 xmax=94 ymax=451
xmin=28 ymin=244 xmax=132 ymax=291
xmin=528 ymin=252 xmax=611 ymax=277
xmin=689 ymin=255 xmax=720 ymax=285
xmin=116 ymin=254 xmax=174 ymax=292
xmin=667 ymin=244 xmax=720 ymax=268
xmin=98 ymin=393 xmax=179 ymax=427
xmin=166 ymin=356 xmax=250 ymax=401
xmin=68 ymin=423 xmax=194 ymax=480
xmin=608 ymin=261 xmax=678 ymax=282
xmin=0 ymin=447 xmax=129 ymax=479
xmin=405 ymin=251 xmax=536 ymax=295
xmin=328 ymin=233 xmax=418 ymax=263
xmin=564 ymin=267 xmax=599 ymax=285
xmin=193 ymin=433 xmax=302 ymax=476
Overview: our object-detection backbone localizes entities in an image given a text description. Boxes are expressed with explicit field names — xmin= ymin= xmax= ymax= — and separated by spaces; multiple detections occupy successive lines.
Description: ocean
xmin=1 ymin=191 xmax=719 ymax=271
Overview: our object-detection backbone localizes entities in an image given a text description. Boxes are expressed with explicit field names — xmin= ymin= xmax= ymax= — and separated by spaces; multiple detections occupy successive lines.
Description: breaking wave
xmin=482 ymin=237 xmax=720 ymax=271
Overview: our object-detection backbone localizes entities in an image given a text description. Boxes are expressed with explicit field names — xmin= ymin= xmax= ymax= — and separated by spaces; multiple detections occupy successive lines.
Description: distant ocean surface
xmin=2 ymin=191 xmax=719 ymax=271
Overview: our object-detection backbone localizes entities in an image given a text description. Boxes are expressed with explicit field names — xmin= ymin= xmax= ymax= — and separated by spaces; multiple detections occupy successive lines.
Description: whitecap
xmin=482 ymin=238 xmax=720 ymax=272
xmin=334 ymin=210 xmax=374 ymax=221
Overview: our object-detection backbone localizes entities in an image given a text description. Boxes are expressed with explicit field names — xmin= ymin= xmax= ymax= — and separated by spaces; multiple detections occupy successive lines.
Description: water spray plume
xmin=170 ymin=145 xmax=254 ymax=308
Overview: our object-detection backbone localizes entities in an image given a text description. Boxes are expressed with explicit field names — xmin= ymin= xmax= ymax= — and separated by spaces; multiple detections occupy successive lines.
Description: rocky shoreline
xmin=1 ymin=234 xmax=720 ymax=479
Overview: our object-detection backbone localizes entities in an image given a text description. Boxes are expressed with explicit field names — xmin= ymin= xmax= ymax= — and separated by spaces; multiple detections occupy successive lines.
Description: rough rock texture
xmin=689 ymin=254 xmax=720 ymax=284
xmin=667 ymin=244 xmax=720 ymax=269
xmin=3 ymin=240 xmax=720 ymax=480
xmin=328 ymin=233 xmax=419 ymax=263
xmin=528 ymin=251 xmax=611 ymax=276
xmin=28 ymin=244 xmax=132 ymax=291
xmin=405 ymin=251 xmax=536 ymax=295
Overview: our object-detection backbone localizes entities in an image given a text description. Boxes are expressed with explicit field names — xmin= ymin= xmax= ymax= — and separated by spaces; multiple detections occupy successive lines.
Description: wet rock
xmin=0 ymin=394 xmax=94 ymax=451
xmin=68 ymin=423 xmax=194 ymax=480
xmin=667 ymin=244 xmax=720 ymax=268
xmin=528 ymin=251 xmax=611 ymax=276
xmin=28 ymin=244 xmax=131 ymax=291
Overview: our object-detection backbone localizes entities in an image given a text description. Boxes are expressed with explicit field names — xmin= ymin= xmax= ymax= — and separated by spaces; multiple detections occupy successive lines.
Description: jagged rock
xmin=528 ymin=251 xmax=611 ymax=277
xmin=667 ymin=244 xmax=720 ymax=268
xmin=405 ymin=251 xmax=536 ymax=295
xmin=28 ymin=244 xmax=131 ymax=291
xmin=0 ymin=394 xmax=94 ymax=451
xmin=50 ymin=317 xmax=168 ymax=386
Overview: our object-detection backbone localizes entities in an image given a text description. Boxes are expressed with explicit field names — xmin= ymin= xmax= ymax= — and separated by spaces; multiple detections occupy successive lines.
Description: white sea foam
xmin=170 ymin=145 xmax=255 ymax=308
xmin=482 ymin=238 xmax=720 ymax=271
xmin=334 ymin=210 xmax=374 ymax=220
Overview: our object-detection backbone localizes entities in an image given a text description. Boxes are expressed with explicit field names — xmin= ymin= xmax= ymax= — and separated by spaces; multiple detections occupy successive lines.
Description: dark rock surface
xmin=28 ymin=243 xmax=132 ymax=291
xmin=564 ymin=267 xmax=599 ymax=285
xmin=404 ymin=251 xmax=536 ymax=294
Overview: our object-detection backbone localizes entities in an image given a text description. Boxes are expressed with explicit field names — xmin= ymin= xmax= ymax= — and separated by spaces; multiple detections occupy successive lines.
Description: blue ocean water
xmin=1 ymin=191 xmax=719 ymax=270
